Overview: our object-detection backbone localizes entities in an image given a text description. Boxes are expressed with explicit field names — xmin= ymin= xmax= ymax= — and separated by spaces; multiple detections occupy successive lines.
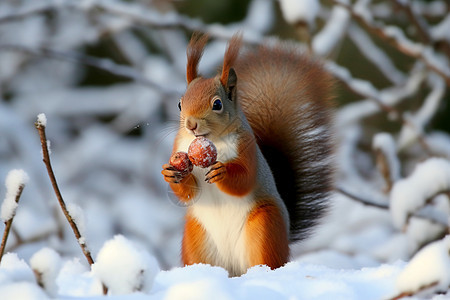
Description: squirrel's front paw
xmin=161 ymin=163 xmax=190 ymax=184
xmin=205 ymin=161 xmax=227 ymax=184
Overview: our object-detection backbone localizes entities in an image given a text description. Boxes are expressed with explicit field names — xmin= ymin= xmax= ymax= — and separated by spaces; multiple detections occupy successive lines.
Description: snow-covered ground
xmin=1 ymin=0 xmax=450 ymax=299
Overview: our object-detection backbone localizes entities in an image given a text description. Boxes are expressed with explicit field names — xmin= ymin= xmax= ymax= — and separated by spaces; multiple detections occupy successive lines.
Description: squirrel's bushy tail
xmin=235 ymin=43 xmax=335 ymax=242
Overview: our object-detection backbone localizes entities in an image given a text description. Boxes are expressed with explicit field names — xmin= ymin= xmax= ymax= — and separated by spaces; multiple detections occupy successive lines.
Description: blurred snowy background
xmin=0 ymin=0 xmax=449 ymax=298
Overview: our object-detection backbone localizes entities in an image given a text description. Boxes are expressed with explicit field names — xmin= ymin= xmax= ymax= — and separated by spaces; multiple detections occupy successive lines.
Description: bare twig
xmin=7 ymin=229 xmax=54 ymax=253
xmin=35 ymin=119 xmax=94 ymax=264
xmin=35 ymin=116 xmax=107 ymax=295
xmin=336 ymin=187 xmax=389 ymax=210
xmin=0 ymin=185 xmax=25 ymax=263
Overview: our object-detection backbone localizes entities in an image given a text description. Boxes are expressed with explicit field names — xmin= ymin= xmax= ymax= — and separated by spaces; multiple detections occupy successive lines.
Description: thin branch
xmin=336 ymin=187 xmax=389 ymax=210
xmin=0 ymin=185 xmax=25 ymax=263
xmin=35 ymin=119 xmax=94 ymax=265
xmin=7 ymin=229 xmax=54 ymax=253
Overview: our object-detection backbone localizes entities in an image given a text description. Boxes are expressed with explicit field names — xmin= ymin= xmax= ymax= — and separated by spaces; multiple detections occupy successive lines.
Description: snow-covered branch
xmin=393 ymin=0 xmax=431 ymax=44
xmin=334 ymin=0 xmax=450 ymax=86
xmin=0 ymin=170 xmax=28 ymax=263
xmin=0 ymin=44 xmax=180 ymax=96
xmin=390 ymin=158 xmax=450 ymax=230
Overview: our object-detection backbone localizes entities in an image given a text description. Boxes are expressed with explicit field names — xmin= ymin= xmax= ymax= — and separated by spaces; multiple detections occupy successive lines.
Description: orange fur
xmin=169 ymin=173 xmax=198 ymax=202
xmin=186 ymin=33 xmax=209 ymax=84
xmin=182 ymin=78 xmax=216 ymax=118
xmin=245 ymin=201 xmax=289 ymax=269
xmin=182 ymin=214 xmax=208 ymax=265
xmin=220 ymin=33 xmax=243 ymax=86
xmin=216 ymin=131 xmax=257 ymax=196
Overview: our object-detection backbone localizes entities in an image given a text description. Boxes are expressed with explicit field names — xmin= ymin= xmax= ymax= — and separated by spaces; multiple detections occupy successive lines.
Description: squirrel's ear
xmin=226 ymin=68 xmax=237 ymax=101
xmin=186 ymin=33 xmax=208 ymax=84
xmin=220 ymin=33 xmax=242 ymax=86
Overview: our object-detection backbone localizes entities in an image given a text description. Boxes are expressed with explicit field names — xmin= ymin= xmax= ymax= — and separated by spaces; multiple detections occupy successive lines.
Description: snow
xmin=150 ymin=262 xmax=403 ymax=300
xmin=0 ymin=253 xmax=409 ymax=299
xmin=36 ymin=113 xmax=47 ymax=128
xmin=390 ymin=158 xmax=450 ymax=229
xmin=0 ymin=282 xmax=49 ymax=300
xmin=279 ymin=0 xmax=320 ymax=25
xmin=313 ymin=3 xmax=350 ymax=56
xmin=1 ymin=169 xmax=29 ymax=221
xmin=67 ymin=203 xmax=86 ymax=237
xmin=0 ymin=252 xmax=36 ymax=284
xmin=30 ymin=247 xmax=62 ymax=297
xmin=431 ymin=14 xmax=450 ymax=42
xmin=56 ymin=258 xmax=101 ymax=297
xmin=92 ymin=235 xmax=160 ymax=295
xmin=396 ymin=236 xmax=450 ymax=294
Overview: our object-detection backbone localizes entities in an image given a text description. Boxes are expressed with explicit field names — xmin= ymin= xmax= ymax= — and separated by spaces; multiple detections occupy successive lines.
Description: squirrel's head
xmin=179 ymin=33 xmax=242 ymax=139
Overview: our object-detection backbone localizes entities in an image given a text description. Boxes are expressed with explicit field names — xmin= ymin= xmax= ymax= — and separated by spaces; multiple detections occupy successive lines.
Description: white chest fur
xmin=177 ymin=134 xmax=253 ymax=276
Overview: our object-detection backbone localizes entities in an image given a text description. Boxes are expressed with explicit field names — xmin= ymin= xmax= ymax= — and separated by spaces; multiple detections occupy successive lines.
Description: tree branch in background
xmin=393 ymin=0 xmax=431 ymax=44
xmin=0 ymin=185 xmax=25 ymax=263
xmin=0 ymin=2 xmax=56 ymax=24
xmin=0 ymin=44 xmax=180 ymax=96
xmin=35 ymin=114 xmax=107 ymax=295
xmin=329 ymin=61 xmax=433 ymax=155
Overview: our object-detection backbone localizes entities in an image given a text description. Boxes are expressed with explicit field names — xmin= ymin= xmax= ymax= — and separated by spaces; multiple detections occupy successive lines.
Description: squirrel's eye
xmin=178 ymin=101 xmax=182 ymax=111
xmin=212 ymin=99 xmax=223 ymax=111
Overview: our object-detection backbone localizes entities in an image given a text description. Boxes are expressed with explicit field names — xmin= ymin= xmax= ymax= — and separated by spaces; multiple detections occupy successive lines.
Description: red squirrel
xmin=162 ymin=33 xmax=334 ymax=276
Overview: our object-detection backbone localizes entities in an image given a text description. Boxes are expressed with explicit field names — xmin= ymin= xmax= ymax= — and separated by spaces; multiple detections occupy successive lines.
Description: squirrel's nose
xmin=186 ymin=119 xmax=198 ymax=131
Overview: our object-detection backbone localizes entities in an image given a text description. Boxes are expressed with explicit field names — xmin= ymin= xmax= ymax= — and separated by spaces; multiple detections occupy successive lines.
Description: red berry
xmin=188 ymin=137 xmax=218 ymax=168
xmin=170 ymin=152 xmax=193 ymax=172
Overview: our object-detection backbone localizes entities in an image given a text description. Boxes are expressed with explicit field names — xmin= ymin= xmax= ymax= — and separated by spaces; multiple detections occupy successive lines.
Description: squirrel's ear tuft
xmin=220 ymin=33 xmax=243 ymax=86
xmin=186 ymin=32 xmax=209 ymax=84
xmin=226 ymin=68 xmax=237 ymax=100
